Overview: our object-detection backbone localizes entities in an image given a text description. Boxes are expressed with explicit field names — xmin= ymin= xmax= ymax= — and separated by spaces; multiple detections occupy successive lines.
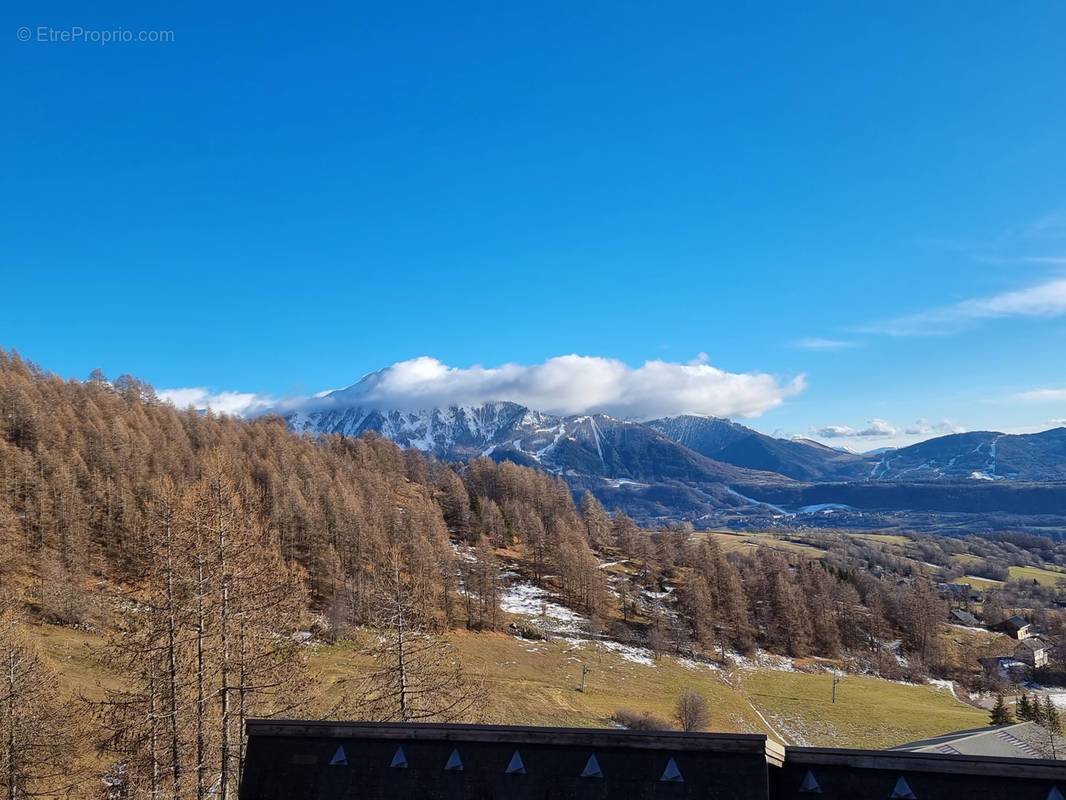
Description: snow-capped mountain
xmin=287 ymin=400 xmax=758 ymax=484
xmin=288 ymin=401 xmax=533 ymax=458
xmin=279 ymin=379 xmax=1066 ymax=530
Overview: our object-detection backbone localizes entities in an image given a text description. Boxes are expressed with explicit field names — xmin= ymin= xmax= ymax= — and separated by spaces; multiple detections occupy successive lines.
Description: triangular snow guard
xmin=889 ymin=775 xmax=917 ymax=799
xmin=798 ymin=769 xmax=822 ymax=793
xmin=580 ymin=753 xmax=603 ymax=778
xmin=444 ymin=748 xmax=463 ymax=771
xmin=660 ymin=757 xmax=683 ymax=782
xmin=505 ymin=750 xmax=526 ymax=774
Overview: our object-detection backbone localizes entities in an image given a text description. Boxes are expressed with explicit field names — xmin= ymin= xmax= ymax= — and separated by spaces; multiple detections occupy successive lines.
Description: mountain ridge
xmin=278 ymin=376 xmax=1066 ymax=531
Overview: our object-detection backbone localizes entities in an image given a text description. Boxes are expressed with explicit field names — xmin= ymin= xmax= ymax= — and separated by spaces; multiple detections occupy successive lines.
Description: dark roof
xmin=1016 ymin=638 xmax=1050 ymax=651
xmin=951 ymin=609 xmax=981 ymax=626
xmin=241 ymin=720 xmax=1066 ymax=800
xmin=780 ymin=742 xmax=1066 ymax=799
xmin=241 ymin=721 xmax=783 ymax=800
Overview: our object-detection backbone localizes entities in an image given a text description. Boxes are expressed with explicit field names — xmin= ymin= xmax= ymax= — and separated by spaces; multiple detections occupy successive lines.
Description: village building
xmin=950 ymin=608 xmax=981 ymax=627
xmin=946 ymin=583 xmax=984 ymax=604
xmin=1016 ymin=638 xmax=1052 ymax=668
xmin=996 ymin=615 xmax=1034 ymax=640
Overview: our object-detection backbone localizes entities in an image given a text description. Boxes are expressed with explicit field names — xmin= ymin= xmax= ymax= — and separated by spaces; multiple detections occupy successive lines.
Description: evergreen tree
xmin=990 ymin=693 xmax=1013 ymax=725
xmin=1042 ymin=696 xmax=1061 ymax=735
xmin=1017 ymin=691 xmax=1036 ymax=722
xmin=1040 ymin=696 xmax=1062 ymax=759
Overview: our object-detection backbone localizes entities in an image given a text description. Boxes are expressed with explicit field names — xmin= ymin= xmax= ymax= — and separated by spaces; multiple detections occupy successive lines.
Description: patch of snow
xmin=642 ymin=587 xmax=674 ymax=600
xmin=747 ymin=700 xmax=792 ymax=745
xmin=1047 ymin=694 xmax=1066 ymax=710
xmin=677 ymin=657 xmax=722 ymax=672
xmin=597 ymin=639 xmax=655 ymax=666
xmin=964 ymin=574 xmax=1003 ymax=584
xmin=534 ymin=423 xmax=568 ymax=461
xmin=927 ymin=678 xmax=965 ymax=704
xmin=556 ymin=636 xmax=656 ymax=666
xmin=499 ymin=579 xmax=587 ymax=635
xmin=724 ymin=487 xmax=790 ymax=515
xmin=796 ymin=503 xmax=854 ymax=514
xmin=730 ymin=650 xmax=800 ymax=673
xmin=604 ymin=478 xmax=649 ymax=488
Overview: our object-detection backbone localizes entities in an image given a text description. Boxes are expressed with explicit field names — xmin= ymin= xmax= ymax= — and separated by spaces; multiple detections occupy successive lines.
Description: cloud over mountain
xmin=809 ymin=417 xmax=966 ymax=441
xmin=159 ymin=355 xmax=806 ymax=420
xmin=810 ymin=419 xmax=898 ymax=438
xmin=156 ymin=387 xmax=275 ymax=417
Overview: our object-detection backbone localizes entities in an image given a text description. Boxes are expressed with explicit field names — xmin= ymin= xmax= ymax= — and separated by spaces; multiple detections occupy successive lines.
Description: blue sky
xmin=4 ymin=1 xmax=1066 ymax=449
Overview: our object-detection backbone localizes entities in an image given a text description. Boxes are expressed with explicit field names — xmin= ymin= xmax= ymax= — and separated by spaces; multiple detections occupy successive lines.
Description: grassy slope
xmin=310 ymin=630 xmax=985 ymax=750
xmin=708 ymin=531 xmax=827 ymax=559
xmin=947 ymin=560 xmax=1066 ymax=589
xmin=29 ymin=614 xmax=986 ymax=752
xmin=1008 ymin=564 xmax=1066 ymax=586
xmin=739 ymin=670 xmax=982 ymax=748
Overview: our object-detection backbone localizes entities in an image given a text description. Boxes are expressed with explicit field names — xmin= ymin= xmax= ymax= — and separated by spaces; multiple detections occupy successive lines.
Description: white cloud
xmin=810 ymin=419 xmax=898 ymax=438
xmin=322 ymin=355 xmax=806 ymax=419
xmin=792 ymin=337 xmax=858 ymax=351
xmin=1016 ymin=388 xmax=1066 ymax=403
xmin=1051 ymin=418 xmax=1066 ymax=427
xmin=157 ymin=387 xmax=274 ymax=417
xmin=160 ymin=355 xmax=807 ymax=421
xmin=864 ymin=277 xmax=1066 ymax=336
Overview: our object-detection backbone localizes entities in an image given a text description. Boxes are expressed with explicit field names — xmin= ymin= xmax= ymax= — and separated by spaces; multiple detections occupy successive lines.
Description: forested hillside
xmin=0 ymin=349 xmax=1062 ymax=798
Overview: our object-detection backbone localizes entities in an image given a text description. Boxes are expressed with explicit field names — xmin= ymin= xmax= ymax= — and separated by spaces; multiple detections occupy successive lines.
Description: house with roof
xmin=946 ymin=583 xmax=984 ymax=603
xmin=995 ymin=615 xmax=1033 ymax=640
xmin=1015 ymin=638 xmax=1051 ymax=668
xmin=950 ymin=608 xmax=981 ymax=628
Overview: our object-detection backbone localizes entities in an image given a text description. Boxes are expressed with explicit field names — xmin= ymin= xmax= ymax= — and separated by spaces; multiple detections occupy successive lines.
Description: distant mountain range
xmin=283 ymin=381 xmax=1066 ymax=533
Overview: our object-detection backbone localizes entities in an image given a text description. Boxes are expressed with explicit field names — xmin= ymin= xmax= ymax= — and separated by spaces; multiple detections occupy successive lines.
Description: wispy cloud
xmin=903 ymin=418 xmax=966 ymax=436
xmin=791 ymin=337 xmax=858 ymax=351
xmin=160 ymin=355 xmax=807 ymax=421
xmin=862 ymin=277 xmax=1066 ymax=336
xmin=1016 ymin=387 xmax=1066 ymax=403
xmin=1020 ymin=211 xmax=1066 ymax=241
